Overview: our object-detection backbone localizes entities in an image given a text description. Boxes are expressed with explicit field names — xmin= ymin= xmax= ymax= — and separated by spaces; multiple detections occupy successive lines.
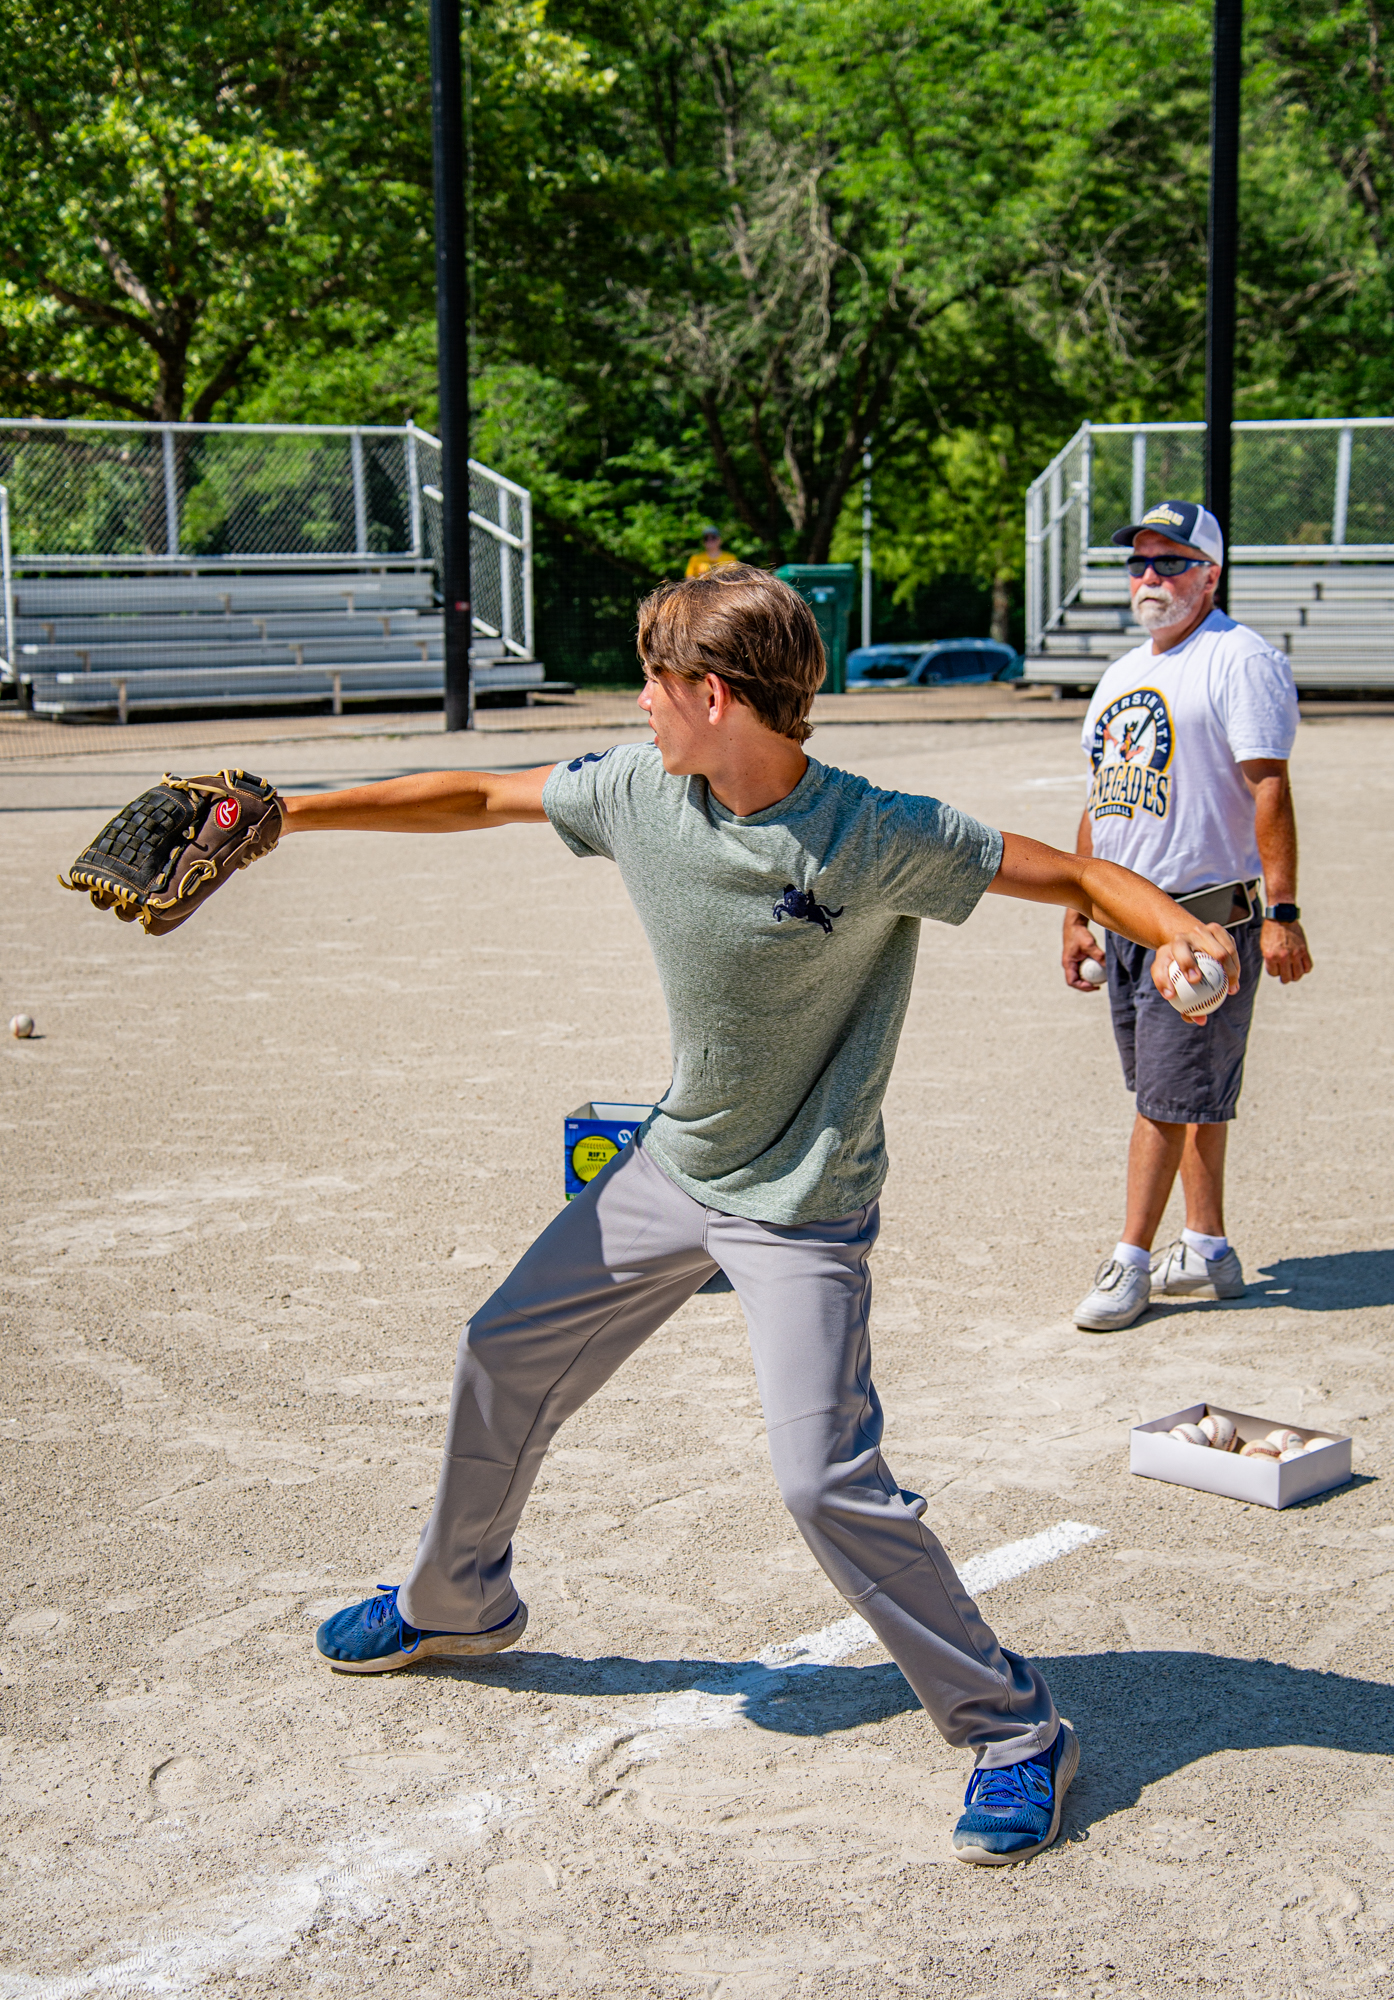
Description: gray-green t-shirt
xmin=543 ymin=744 xmax=1002 ymax=1224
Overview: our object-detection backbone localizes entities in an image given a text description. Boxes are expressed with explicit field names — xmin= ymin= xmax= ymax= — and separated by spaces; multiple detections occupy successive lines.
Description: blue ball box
xmin=564 ymin=1100 xmax=654 ymax=1200
xmin=562 ymin=1098 xmax=733 ymax=1294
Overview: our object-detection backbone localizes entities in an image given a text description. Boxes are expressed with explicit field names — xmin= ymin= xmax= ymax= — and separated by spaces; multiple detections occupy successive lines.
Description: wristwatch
xmin=1264 ymin=903 xmax=1301 ymax=922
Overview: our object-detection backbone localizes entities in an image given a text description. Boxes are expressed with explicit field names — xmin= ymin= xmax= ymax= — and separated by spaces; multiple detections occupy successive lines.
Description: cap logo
xmin=214 ymin=797 xmax=240 ymax=830
xmin=1143 ymin=504 xmax=1186 ymax=527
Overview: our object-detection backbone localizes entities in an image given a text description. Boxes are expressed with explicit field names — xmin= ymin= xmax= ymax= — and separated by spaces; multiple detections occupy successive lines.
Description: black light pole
xmin=1205 ymin=0 xmax=1242 ymax=614
xmin=430 ymin=0 xmax=472 ymax=729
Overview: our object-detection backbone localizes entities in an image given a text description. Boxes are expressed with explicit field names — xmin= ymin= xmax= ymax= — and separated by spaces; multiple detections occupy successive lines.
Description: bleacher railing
xmin=1025 ymin=417 xmax=1394 ymax=654
xmin=0 ymin=418 xmax=532 ymax=661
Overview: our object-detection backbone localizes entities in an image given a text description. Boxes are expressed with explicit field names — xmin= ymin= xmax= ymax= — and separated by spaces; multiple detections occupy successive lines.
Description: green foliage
xmin=1 ymin=0 xmax=1388 ymax=667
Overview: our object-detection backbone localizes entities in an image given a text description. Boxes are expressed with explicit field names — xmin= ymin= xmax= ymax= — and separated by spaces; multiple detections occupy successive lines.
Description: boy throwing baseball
xmin=291 ymin=566 xmax=1236 ymax=1864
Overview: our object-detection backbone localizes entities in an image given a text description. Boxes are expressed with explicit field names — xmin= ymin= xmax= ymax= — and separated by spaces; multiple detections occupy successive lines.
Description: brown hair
xmin=636 ymin=564 xmax=825 ymax=743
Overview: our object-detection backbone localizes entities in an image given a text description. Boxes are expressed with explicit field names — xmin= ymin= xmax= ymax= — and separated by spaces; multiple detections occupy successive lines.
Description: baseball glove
xmin=61 ymin=769 xmax=285 ymax=936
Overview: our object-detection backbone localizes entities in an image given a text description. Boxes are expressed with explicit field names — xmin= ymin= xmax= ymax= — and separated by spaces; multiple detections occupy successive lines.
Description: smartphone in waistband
xmin=1170 ymin=879 xmax=1258 ymax=929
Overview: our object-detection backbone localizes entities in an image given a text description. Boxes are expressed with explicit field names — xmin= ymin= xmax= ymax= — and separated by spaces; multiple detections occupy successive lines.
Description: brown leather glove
xmin=61 ymin=769 xmax=284 ymax=936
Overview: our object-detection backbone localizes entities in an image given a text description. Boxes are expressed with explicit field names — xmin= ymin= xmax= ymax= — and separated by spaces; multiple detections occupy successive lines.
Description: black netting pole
xmin=1205 ymin=0 xmax=1242 ymax=614
xmin=431 ymin=0 xmax=472 ymax=729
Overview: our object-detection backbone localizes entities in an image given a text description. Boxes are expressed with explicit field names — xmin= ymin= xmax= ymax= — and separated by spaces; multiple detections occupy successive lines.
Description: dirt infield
xmin=2 ymin=712 xmax=1392 ymax=1998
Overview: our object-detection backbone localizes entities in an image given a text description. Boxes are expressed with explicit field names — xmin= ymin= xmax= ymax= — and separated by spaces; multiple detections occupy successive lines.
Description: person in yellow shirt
xmin=686 ymin=527 xmax=737 ymax=578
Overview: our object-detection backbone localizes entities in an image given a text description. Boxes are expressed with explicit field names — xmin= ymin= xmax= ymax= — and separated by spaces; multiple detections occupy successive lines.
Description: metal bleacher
xmin=0 ymin=420 xmax=573 ymax=720
xmin=1031 ymin=562 xmax=1394 ymax=693
xmin=1023 ymin=418 xmax=1394 ymax=694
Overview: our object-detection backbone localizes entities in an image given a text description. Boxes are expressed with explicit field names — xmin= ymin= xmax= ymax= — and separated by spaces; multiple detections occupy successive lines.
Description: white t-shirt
xmin=1080 ymin=610 xmax=1298 ymax=895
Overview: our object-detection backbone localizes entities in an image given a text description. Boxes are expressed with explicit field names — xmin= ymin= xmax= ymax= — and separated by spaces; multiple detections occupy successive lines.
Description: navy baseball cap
xmin=1111 ymin=499 xmax=1224 ymax=565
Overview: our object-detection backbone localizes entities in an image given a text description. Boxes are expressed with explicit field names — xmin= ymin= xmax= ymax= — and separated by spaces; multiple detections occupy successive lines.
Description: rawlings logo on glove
xmin=60 ymin=769 xmax=284 ymax=936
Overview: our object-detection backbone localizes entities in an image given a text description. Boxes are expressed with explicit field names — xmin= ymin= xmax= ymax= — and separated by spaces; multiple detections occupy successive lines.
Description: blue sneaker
xmin=952 ymin=1720 xmax=1079 ymax=1865
xmin=315 ymin=1586 xmax=528 ymax=1674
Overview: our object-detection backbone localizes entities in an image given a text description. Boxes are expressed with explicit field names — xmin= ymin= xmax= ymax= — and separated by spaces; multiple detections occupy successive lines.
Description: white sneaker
xmin=1151 ymin=1239 xmax=1245 ymax=1299
xmin=1074 ymin=1257 xmax=1151 ymax=1331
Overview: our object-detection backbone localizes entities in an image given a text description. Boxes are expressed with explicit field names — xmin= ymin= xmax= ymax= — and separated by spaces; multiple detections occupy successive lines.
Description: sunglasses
xmin=1125 ymin=555 xmax=1213 ymax=578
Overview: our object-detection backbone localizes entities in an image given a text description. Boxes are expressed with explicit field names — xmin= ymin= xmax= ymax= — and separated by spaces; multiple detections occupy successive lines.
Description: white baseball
xmin=1240 ymin=1441 xmax=1281 ymax=1460
xmin=1279 ymin=1448 xmax=1307 ymax=1462
xmin=1167 ymin=952 xmax=1228 ymax=1019
xmin=9 ymin=1014 xmax=34 ymax=1039
xmin=1199 ymin=1413 xmax=1238 ymax=1451
xmin=1266 ymin=1428 xmax=1304 ymax=1453
xmin=1168 ymin=1423 xmax=1210 ymax=1447
xmin=1079 ymin=958 xmax=1106 ymax=987
xmin=1304 ymin=1436 xmax=1335 ymax=1453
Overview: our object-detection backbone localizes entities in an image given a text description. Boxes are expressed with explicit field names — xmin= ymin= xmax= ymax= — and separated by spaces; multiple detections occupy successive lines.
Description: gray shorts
xmin=1106 ymin=914 xmax=1263 ymax=1125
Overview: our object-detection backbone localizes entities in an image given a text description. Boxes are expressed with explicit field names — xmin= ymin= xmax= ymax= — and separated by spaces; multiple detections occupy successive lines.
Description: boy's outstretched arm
xmin=282 ymin=764 xmax=555 ymax=835
xmin=987 ymin=829 xmax=1241 ymax=999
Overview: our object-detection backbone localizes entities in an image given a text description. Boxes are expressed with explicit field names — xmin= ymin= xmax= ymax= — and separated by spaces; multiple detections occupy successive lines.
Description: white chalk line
xmin=4 ymin=1519 xmax=1104 ymax=2000
xmin=756 ymin=1520 xmax=1106 ymax=1673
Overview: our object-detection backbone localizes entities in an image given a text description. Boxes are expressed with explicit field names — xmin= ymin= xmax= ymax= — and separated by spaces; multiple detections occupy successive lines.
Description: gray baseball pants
xmin=397 ymin=1141 xmax=1059 ymax=1769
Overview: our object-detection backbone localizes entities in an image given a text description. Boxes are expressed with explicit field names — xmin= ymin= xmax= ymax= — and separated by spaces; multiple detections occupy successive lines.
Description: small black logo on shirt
xmin=567 ymin=750 xmax=612 ymax=772
xmin=773 ymin=885 xmax=844 ymax=935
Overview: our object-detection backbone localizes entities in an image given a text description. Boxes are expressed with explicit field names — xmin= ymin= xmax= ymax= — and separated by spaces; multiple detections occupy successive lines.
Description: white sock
xmin=1114 ymin=1241 xmax=1151 ymax=1271
xmin=1183 ymin=1227 xmax=1229 ymax=1262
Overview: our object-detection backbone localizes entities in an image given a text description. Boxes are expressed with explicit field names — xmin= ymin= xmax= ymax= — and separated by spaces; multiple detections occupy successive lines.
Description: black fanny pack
xmin=1171 ymin=878 xmax=1259 ymax=929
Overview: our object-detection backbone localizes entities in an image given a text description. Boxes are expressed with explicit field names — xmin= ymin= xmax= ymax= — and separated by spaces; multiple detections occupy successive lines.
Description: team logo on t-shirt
xmin=1087 ymin=688 xmax=1173 ymax=822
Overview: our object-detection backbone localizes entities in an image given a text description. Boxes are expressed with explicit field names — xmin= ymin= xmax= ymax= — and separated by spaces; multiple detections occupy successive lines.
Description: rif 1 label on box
xmin=564 ymin=1101 xmax=654 ymax=1200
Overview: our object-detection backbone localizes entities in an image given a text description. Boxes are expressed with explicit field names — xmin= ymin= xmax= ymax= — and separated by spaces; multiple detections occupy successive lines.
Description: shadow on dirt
xmin=436 ymin=1643 xmax=1394 ymax=1830
xmin=1150 ymin=1247 xmax=1394 ymax=1317
xmin=1251 ymin=1249 xmax=1394 ymax=1312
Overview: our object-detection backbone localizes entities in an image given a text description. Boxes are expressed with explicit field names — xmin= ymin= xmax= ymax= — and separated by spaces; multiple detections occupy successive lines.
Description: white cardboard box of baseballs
xmin=1131 ymin=1403 xmax=1352 ymax=1509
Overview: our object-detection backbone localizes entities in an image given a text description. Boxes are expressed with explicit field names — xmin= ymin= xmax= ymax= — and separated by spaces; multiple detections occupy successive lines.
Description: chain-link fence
xmin=0 ymin=420 xmax=535 ymax=715
xmin=0 ymin=485 xmax=13 ymax=674
xmin=1027 ymin=417 xmax=1394 ymax=652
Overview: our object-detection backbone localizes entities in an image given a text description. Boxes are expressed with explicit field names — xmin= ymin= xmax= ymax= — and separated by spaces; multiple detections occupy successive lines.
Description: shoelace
xmin=964 ymin=1753 xmax=1052 ymax=1812
xmin=367 ymin=1584 xmax=422 ymax=1654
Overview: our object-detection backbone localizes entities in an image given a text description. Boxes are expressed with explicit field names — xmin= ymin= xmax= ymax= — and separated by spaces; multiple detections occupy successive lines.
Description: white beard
xmin=1132 ymin=573 xmax=1209 ymax=633
xmin=1132 ymin=593 xmax=1174 ymax=631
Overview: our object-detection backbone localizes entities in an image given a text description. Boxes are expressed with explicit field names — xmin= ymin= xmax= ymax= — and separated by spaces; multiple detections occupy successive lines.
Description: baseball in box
xmin=564 ymin=1101 xmax=653 ymax=1199
xmin=1131 ymin=1402 xmax=1352 ymax=1509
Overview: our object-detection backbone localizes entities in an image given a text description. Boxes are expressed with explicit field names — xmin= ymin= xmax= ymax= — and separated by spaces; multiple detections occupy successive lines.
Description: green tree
xmin=0 ymin=0 xmax=604 ymax=422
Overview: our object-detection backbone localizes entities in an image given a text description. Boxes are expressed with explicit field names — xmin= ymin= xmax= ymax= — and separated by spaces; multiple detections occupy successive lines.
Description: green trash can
xmin=775 ymin=564 xmax=856 ymax=694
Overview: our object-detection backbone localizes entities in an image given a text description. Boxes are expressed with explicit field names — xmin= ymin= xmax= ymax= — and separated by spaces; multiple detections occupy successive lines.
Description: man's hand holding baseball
xmin=1062 ymin=913 xmax=1107 ymax=991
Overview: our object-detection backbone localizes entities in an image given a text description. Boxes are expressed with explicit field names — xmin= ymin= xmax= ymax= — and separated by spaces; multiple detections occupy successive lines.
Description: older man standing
xmin=1065 ymin=500 xmax=1312 ymax=1332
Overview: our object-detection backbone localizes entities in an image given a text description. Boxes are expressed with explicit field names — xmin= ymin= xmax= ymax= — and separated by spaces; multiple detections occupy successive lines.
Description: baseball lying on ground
xmin=9 ymin=1014 xmax=34 ymax=1039
xmin=1167 ymin=951 xmax=1229 ymax=1019
xmin=1079 ymin=958 xmax=1107 ymax=986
